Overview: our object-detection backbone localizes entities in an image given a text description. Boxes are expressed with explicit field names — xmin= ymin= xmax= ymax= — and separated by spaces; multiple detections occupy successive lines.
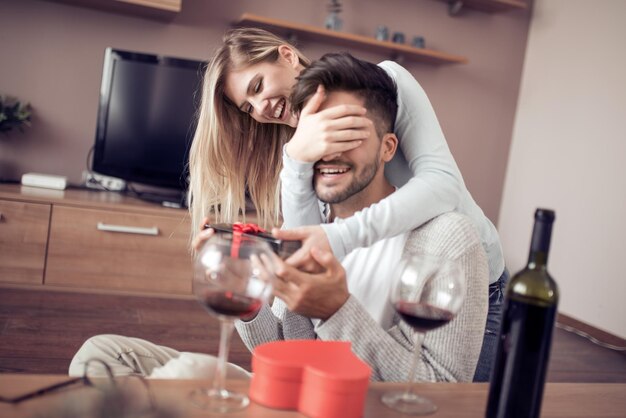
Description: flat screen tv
xmin=92 ymin=47 xmax=206 ymax=193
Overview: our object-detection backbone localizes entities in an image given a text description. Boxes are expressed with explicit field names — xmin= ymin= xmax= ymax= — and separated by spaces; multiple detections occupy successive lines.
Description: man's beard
xmin=314 ymin=156 xmax=380 ymax=204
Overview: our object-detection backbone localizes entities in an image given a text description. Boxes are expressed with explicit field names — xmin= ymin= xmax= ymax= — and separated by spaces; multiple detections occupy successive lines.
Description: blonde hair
xmin=188 ymin=28 xmax=310 ymax=241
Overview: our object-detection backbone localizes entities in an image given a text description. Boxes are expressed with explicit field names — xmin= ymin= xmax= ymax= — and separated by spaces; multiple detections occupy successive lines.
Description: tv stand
xmin=131 ymin=190 xmax=187 ymax=209
xmin=0 ymin=184 xmax=193 ymax=296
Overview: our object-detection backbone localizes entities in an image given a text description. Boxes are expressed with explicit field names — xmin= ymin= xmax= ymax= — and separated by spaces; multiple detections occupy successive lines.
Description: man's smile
xmin=315 ymin=164 xmax=352 ymax=180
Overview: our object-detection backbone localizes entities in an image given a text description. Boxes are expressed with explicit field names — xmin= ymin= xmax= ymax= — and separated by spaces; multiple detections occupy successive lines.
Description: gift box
xmin=250 ymin=340 xmax=371 ymax=418
xmin=205 ymin=222 xmax=301 ymax=259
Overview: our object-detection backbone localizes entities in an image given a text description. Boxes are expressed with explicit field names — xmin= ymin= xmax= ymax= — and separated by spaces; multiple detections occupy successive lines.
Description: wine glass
xmin=381 ymin=254 xmax=465 ymax=415
xmin=191 ymin=233 xmax=276 ymax=413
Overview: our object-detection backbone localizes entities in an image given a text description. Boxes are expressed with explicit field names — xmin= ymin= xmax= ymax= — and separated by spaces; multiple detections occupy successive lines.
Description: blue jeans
xmin=473 ymin=268 xmax=510 ymax=382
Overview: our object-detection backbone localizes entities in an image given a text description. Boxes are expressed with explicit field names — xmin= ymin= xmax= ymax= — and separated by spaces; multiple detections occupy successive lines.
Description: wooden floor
xmin=1 ymin=287 xmax=624 ymax=382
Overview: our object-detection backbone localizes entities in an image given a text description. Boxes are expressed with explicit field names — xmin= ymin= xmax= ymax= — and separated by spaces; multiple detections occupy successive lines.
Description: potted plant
xmin=0 ymin=95 xmax=32 ymax=135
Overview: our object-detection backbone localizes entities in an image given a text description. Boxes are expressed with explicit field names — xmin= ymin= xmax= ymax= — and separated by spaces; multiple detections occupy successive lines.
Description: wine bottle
xmin=486 ymin=208 xmax=559 ymax=418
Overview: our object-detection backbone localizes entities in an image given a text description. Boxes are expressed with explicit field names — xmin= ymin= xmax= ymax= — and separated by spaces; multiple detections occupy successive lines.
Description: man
xmin=70 ymin=53 xmax=487 ymax=383
xmin=234 ymin=53 xmax=488 ymax=382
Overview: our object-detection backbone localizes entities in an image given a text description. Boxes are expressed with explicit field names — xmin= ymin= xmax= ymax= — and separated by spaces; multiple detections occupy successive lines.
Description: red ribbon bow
xmin=232 ymin=222 xmax=266 ymax=234
xmin=231 ymin=222 xmax=266 ymax=258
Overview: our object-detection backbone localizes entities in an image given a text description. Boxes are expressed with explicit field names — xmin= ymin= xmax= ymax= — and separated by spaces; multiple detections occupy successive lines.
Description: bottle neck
xmin=528 ymin=251 xmax=548 ymax=269
xmin=527 ymin=214 xmax=554 ymax=270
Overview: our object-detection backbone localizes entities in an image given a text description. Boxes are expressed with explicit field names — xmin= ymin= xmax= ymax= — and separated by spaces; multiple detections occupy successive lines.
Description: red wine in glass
xmin=394 ymin=302 xmax=454 ymax=333
xmin=192 ymin=234 xmax=276 ymax=413
xmin=382 ymin=255 xmax=465 ymax=416
xmin=201 ymin=290 xmax=262 ymax=319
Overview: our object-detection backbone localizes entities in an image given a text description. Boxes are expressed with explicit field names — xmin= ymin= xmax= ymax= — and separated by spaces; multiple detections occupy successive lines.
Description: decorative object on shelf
xmin=325 ymin=0 xmax=343 ymax=31
xmin=235 ymin=14 xmax=468 ymax=65
xmin=392 ymin=32 xmax=406 ymax=44
xmin=0 ymin=95 xmax=32 ymax=135
xmin=375 ymin=25 xmax=389 ymax=42
xmin=448 ymin=0 xmax=464 ymax=15
xmin=412 ymin=36 xmax=426 ymax=49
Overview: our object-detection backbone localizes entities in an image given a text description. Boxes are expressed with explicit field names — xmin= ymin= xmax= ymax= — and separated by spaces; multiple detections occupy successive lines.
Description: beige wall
xmin=499 ymin=0 xmax=626 ymax=337
xmin=0 ymin=0 xmax=531 ymax=223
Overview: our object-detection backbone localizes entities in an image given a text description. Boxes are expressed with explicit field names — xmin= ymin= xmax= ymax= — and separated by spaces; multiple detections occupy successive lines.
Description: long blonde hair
xmin=188 ymin=28 xmax=310 ymax=240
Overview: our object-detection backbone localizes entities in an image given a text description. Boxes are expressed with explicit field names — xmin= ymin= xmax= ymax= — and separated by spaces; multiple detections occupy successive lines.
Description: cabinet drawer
xmin=0 ymin=200 xmax=50 ymax=285
xmin=46 ymin=206 xmax=192 ymax=294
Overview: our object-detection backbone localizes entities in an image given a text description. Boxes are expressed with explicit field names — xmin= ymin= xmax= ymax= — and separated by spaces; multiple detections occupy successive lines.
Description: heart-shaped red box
xmin=250 ymin=340 xmax=371 ymax=418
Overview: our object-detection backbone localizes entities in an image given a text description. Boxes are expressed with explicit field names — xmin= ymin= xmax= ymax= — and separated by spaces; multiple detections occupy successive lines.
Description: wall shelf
xmin=234 ymin=14 xmax=467 ymax=65
xmin=438 ymin=0 xmax=528 ymax=14
xmin=45 ymin=0 xmax=181 ymax=21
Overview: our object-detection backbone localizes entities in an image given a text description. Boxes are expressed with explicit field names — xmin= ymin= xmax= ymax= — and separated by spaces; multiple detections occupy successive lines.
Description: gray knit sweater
xmin=235 ymin=212 xmax=488 ymax=382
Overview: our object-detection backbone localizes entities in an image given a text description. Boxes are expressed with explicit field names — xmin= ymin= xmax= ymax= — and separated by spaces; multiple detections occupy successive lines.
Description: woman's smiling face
xmin=224 ymin=46 xmax=303 ymax=127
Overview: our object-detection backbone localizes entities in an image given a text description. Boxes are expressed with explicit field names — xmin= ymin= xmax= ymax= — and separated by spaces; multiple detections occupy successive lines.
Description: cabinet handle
xmin=97 ymin=222 xmax=159 ymax=236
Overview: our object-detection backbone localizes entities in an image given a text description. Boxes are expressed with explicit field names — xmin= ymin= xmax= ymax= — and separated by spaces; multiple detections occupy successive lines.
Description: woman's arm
xmin=280 ymin=61 xmax=464 ymax=259
xmin=280 ymin=145 xmax=325 ymax=228
xmin=321 ymin=61 xmax=464 ymax=259
xmin=280 ymin=86 xmax=370 ymax=229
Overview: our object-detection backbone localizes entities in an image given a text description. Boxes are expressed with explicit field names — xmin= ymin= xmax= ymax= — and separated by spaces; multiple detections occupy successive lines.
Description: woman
xmin=189 ymin=27 xmax=506 ymax=381
xmin=188 ymin=27 xmax=369 ymax=233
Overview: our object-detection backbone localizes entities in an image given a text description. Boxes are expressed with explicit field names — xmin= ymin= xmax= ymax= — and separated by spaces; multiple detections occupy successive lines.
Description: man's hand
xmin=273 ymin=225 xmax=332 ymax=273
xmin=272 ymin=247 xmax=349 ymax=320
xmin=286 ymin=85 xmax=371 ymax=163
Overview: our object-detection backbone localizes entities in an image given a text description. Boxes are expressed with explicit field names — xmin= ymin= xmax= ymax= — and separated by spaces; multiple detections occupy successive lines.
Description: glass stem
xmin=405 ymin=332 xmax=422 ymax=397
xmin=213 ymin=318 xmax=235 ymax=395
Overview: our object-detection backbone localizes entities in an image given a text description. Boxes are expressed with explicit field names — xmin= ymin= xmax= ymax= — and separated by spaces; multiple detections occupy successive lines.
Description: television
xmin=92 ymin=47 xmax=206 ymax=195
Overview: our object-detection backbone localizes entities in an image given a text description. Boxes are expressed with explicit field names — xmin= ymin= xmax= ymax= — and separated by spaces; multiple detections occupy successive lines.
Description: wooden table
xmin=0 ymin=374 xmax=624 ymax=417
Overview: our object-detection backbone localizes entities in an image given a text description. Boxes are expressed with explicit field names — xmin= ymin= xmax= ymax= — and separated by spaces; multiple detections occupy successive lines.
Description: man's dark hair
xmin=290 ymin=52 xmax=397 ymax=137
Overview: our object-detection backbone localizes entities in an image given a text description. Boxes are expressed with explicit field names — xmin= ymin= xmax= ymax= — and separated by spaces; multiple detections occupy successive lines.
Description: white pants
xmin=68 ymin=334 xmax=251 ymax=380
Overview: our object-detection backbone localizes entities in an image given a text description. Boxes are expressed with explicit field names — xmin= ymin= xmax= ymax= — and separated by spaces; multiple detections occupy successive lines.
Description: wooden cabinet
xmin=0 ymin=200 xmax=50 ymax=285
xmin=0 ymin=185 xmax=192 ymax=296
xmin=46 ymin=206 xmax=191 ymax=294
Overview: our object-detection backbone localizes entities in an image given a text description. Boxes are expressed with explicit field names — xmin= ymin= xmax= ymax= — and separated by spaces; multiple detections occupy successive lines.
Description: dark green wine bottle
xmin=486 ymin=208 xmax=559 ymax=418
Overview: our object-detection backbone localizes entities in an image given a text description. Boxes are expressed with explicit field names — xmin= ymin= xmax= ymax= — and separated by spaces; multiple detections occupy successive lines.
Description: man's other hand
xmin=272 ymin=247 xmax=349 ymax=320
